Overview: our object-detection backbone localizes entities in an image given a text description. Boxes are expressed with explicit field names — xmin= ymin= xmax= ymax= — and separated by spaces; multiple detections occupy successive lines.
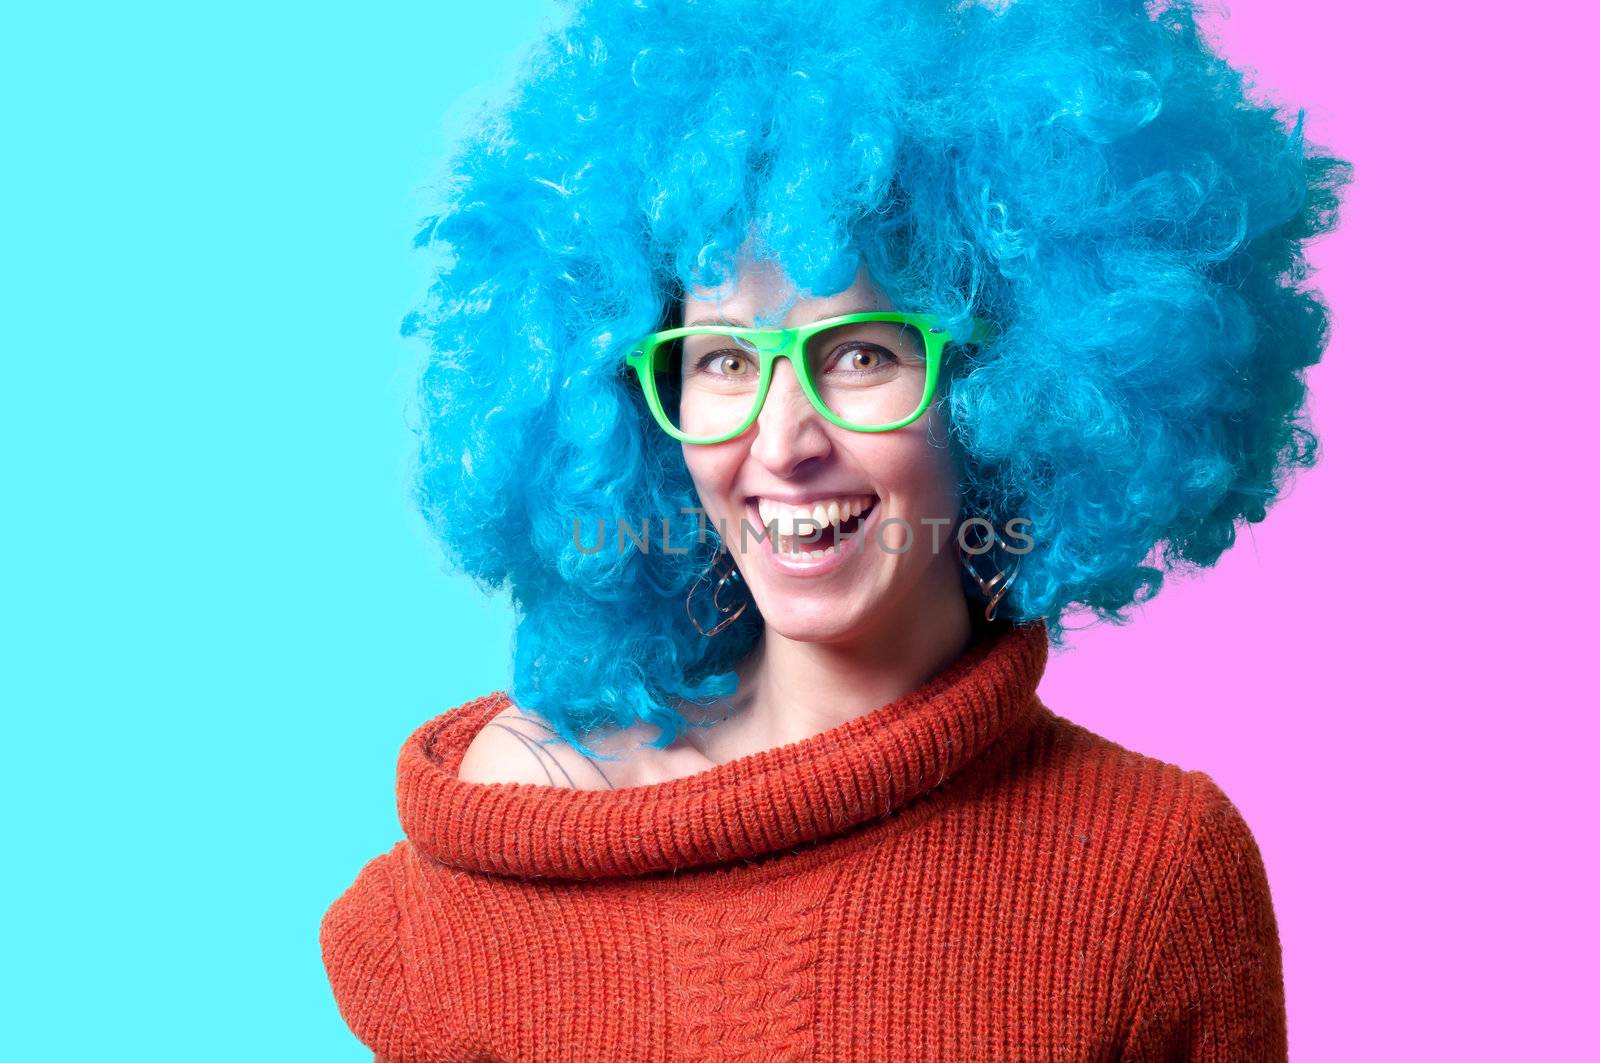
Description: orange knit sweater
xmin=321 ymin=620 xmax=1287 ymax=1061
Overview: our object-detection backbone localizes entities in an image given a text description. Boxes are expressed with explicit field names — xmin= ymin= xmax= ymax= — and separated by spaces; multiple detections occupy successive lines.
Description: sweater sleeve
xmin=320 ymin=845 xmax=432 ymax=1062
xmin=1122 ymin=774 xmax=1288 ymax=1063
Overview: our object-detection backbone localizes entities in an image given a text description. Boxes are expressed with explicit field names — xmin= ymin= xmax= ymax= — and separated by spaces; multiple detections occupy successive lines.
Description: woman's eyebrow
xmin=684 ymin=304 xmax=885 ymax=328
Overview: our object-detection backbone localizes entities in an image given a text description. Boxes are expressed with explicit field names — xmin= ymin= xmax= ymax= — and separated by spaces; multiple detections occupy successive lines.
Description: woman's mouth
xmin=744 ymin=494 xmax=880 ymax=568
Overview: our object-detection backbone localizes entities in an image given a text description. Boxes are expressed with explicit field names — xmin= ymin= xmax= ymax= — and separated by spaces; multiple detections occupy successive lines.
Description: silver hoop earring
xmin=686 ymin=545 xmax=750 ymax=637
xmin=958 ymin=526 xmax=1021 ymax=622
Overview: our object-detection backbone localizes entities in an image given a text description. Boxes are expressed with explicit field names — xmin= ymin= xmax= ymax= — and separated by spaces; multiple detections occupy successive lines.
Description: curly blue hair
xmin=400 ymin=0 xmax=1351 ymax=756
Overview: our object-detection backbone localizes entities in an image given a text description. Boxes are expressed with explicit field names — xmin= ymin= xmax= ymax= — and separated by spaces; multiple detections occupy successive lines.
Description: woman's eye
xmin=695 ymin=350 xmax=753 ymax=376
xmin=831 ymin=344 xmax=896 ymax=372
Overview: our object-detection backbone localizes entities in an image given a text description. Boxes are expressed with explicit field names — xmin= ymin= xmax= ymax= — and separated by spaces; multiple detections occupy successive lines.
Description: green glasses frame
xmin=624 ymin=310 xmax=994 ymax=445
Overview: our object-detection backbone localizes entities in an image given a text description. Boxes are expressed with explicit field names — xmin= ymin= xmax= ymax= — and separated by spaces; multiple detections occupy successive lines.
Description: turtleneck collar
xmin=396 ymin=618 xmax=1051 ymax=881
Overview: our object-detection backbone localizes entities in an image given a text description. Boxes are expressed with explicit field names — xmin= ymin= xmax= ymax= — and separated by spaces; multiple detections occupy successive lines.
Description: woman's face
xmin=679 ymin=256 xmax=966 ymax=644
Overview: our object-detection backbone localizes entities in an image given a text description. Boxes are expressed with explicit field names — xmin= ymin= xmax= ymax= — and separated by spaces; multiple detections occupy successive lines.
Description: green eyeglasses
xmin=624 ymin=310 xmax=993 ymax=445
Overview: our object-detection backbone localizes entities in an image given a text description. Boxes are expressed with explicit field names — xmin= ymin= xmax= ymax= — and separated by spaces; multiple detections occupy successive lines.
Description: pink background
xmin=1036 ymin=3 xmax=1596 ymax=1057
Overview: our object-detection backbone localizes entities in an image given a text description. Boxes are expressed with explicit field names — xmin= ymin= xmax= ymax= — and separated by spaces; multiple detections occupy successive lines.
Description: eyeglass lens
xmin=651 ymin=320 xmax=929 ymax=438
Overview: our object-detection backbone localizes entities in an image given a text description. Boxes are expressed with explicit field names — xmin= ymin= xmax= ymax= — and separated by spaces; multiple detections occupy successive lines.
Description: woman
xmin=321 ymin=0 xmax=1349 ymax=1059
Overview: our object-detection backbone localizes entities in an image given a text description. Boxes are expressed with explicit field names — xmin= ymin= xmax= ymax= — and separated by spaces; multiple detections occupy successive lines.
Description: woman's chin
xmin=746 ymin=592 xmax=877 ymax=644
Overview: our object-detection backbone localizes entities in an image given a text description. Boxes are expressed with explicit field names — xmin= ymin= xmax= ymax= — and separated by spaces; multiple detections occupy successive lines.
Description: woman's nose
xmin=746 ymin=357 xmax=832 ymax=473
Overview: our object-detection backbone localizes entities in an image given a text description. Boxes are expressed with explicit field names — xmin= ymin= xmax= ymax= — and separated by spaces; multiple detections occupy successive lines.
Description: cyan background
xmin=5 ymin=3 xmax=554 ymax=1057
xmin=3 ymin=2 xmax=1590 ymax=1059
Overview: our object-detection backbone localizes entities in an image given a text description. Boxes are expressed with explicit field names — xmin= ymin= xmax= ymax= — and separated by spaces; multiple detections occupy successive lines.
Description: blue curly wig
xmin=400 ymin=0 xmax=1351 ymax=756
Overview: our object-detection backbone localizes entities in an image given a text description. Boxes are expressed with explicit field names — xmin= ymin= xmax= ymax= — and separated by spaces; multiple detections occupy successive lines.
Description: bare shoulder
xmin=456 ymin=704 xmax=620 ymax=789
xmin=456 ymin=704 xmax=715 ymax=790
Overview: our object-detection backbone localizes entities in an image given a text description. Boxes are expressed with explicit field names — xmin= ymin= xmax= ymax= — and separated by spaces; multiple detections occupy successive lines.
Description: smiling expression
xmin=677 ymin=252 xmax=967 ymax=643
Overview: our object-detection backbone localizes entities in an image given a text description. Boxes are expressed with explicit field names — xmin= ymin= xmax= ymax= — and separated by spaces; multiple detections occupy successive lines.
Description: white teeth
xmin=776 ymin=542 xmax=840 ymax=564
xmin=754 ymin=494 xmax=875 ymax=539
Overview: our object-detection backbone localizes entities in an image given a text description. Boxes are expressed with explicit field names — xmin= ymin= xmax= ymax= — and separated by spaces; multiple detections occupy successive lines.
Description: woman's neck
xmin=689 ymin=566 xmax=977 ymax=765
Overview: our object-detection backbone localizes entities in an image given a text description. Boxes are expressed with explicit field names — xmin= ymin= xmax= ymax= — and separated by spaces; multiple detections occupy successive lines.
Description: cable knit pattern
xmin=320 ymin=620 xmax=1287 ymax=1061
xmin=667 ymin=883 xmax=826 ymax=1062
